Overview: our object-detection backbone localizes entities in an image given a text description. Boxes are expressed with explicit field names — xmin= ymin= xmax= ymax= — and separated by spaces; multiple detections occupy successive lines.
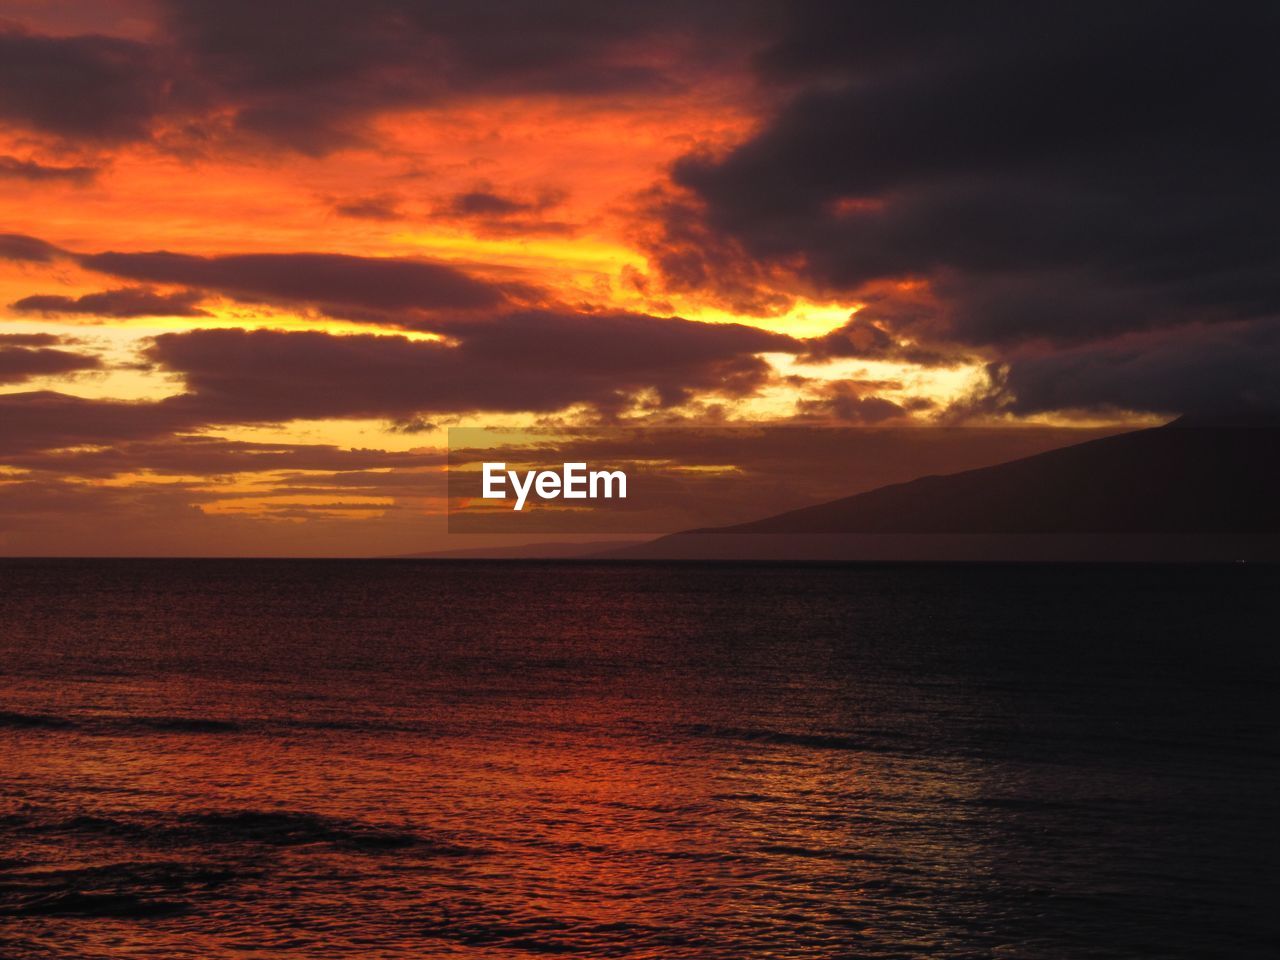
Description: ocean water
xmin=1 ymin=559 xmax=1277 ymax=959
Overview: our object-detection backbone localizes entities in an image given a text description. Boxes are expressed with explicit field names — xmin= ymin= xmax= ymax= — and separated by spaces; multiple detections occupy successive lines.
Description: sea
xmin=1 ymin=559 xmax=1277 ymax=959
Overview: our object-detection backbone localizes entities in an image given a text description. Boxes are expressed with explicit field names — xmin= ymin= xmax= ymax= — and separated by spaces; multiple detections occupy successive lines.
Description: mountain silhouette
xmin=604 ymin=418 xmax=1280 ymax=561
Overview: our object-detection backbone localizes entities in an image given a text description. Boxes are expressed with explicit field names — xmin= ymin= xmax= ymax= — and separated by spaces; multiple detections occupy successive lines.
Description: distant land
xmin=598 ymin=417 xmax=1280 ymax=562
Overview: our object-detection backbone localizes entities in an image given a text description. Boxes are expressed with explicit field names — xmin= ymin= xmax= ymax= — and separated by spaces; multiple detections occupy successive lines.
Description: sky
xmin=1 ymin=1 xmax=1276 ymax=555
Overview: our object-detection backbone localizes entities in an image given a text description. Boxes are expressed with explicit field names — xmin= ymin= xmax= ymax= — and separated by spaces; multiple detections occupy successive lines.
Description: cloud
xmin=0 ymin=333 xmax=66 ymax=346
xmin=6 ymin=435 xmax=442 ymax=479
xmin=0 ymin=341 xmax=102 ymax=384
xmin=651 ymin=3 xmax=1280 ymax=412
xmin=332 ymin=193 xmax=404 ymax=221
xmin=0 ymin=24 xmax=164 ymax=141
xmin=800 ymin=315 xmax=964 ymax=367
xmin=985 ymin=319 xmax=1280 ymax=418
xmin=444 ymin=188 xmax=562 ymax=218
xmin=155 ymin=0 xmax=770 ymax=151
xmin=632 ymin=186 xmax=797 ymax=316
xmin=143 ymin=312 xmax=798 ymax=423
xmin=0 ymin=309 xmax=802 ymax=459
xmin=0 ymin=233 xmax=65 ymax=264
xmin=436 ymin=187 xmax=576 ymax=237
xmin=77 ymin=249 xmax=513 ymax=316
xmin=1 ymin=311 xmax=970 ymax=463
xmin=449 ymin=191 xmax=535 ymax=217
xmin=792 ymin=381 xmax=912 ymax=424
xmin=0 ymin=391 xmax=196 ymax=455
xmin=11 ymin=287 xmax=210 ymax=318
xmin=6 ymin=231 xmax=537 ymax=325
xmin=0 ymin=156 xmax=97 ymax=183
xmin=387 ymin=416 xmax=435 ymax=434
xmin=0 ymin=2 xmax=772 ymax=154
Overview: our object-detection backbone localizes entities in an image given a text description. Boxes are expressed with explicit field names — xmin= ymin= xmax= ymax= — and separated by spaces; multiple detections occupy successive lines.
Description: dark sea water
xmin=1 ymin=560 xmax=1277 ymax=959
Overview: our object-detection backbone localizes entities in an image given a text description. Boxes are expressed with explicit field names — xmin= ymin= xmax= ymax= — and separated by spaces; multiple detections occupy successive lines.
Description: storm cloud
xmin=990 ymin=319 xmax=1280 ymax=417
xmin=659 ymin=1 xmax=1280 ymax=413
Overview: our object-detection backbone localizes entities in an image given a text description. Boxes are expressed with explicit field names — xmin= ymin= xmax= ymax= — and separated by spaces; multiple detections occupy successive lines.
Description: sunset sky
xmin=2 ymin=2 xmax=1276 ymax=554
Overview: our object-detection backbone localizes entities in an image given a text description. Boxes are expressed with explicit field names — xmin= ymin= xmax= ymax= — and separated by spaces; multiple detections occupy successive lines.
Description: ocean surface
xmin=1 ymin=560 xmax=1277 ymax=959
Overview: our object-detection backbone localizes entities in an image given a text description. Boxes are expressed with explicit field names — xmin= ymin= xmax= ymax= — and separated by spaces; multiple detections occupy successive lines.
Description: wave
xmin=4 ymin=889 xmax=190 ymax=918
xmin=0 ymin=861 xmax=237 ymax=920
xmin=130 ymin=717 xmax=243 ymax=733
xmin=0 ymin=711 xmax=243 ymax=734
xmin=0 ymin=710 xmax=73 ymax=730
xmin=183 ymin=810 xmax=426 ymax=851
xmin=682 ymin=723 xmax=892 ymax=753
xmin=418 ymin=903 xmax=681 ymax=955
xmin=0 ymin=709 xmax=438 ymax=737
xmin=22 ymin=808 xmax=482 ymax=858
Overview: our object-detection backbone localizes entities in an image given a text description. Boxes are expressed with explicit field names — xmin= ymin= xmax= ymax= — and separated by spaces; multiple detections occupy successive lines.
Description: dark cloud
xmin=77 ymin=249 xmax=511 ymax=316
xmin=800 ymin=315 xmax=964 ymax=367
xmin=437 ymin=188 xmax=575 ymax=237
xmin=161 ymin=0 xmax=770 ymax=153
xmin=0 ymin=233 xmax=65 ymax=264
xmin=6 ymin=231 xmax=534 ymax=325
xmin=677 ymin=3 xmax=1280 ymax=318
xmin=657 ymin=2 xmax=1280 ymax=413
xmin=0 ymin=333 xmax=66 ymax=346
xmin=1 ymin=3 xmax=774 ymax=153
xmin=0 ymin=343 xmax=102 ymax=384
xmin=428 ymin=310 xmax=795 ymax=409
xmin=633 ymin=186 xmax=796 ymax=316
xmin=0 ymin=391 xmax=196 ymax=455
xmin=0 ymin=156 xmax=97 ymax=183
xmin=450 ymin=191 xmax=536 ymax=217
xmin=794 ymin=381 xmax=908 ymax=424
xmin=387 ymin=416 xmax=435 ymax=434
xmin=143 ymin=312 xmax=797 ymax=423
xmin=332 ymin=193 xmax=404 ymax=221
xmin=0 ymin=24 xmax=164 ymax=140
xmin=8 ymin=3 xmax=1273 ymax=423
xmin=1 ymin=312 xmax=795 ymax=454
xmin=987 ymin=319 xmax=1280 ymax=418
xmin=445 ymin=189 xmax=561 ymax=218
xmin=12 ymin=287 xmax=210 ymax=318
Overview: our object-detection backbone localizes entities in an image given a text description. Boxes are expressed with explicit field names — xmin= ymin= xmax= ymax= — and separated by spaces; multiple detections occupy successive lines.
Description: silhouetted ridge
xmin=597 ymin=422 xmax=1280 ymax=559
xmin=697 ymin=424 xmax=1280 ymax=535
